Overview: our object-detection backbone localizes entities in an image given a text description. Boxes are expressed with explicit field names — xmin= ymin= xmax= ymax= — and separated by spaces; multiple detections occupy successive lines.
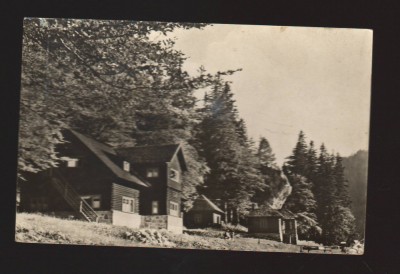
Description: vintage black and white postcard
xmin=16 ymin=18 xmax=372 ymax=255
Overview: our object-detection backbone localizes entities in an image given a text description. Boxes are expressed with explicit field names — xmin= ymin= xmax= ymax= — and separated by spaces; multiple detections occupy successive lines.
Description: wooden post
xmin=235 ymin=207 xmax=240 ymax=224
xmin=79 ymin=200 xmax=83 ymax=213
xmin=224 ymin=202 xmax=228 ymax=223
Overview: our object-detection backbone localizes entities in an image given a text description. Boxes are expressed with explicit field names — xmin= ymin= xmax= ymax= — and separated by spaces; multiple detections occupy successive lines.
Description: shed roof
xmin=117 ymin=144 xmax=187 ymax=171
xmin=67 ymin=129 xmax=150 ymax=188
xmin=190 ymin=195 xmax=224 ymax=214
xmin=247 ymin=205 xmax=296 ymax=219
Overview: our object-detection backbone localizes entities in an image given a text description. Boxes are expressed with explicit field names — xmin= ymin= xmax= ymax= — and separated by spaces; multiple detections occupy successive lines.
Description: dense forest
xmin=19 ymin=18 xmax=366 ymax=245
xmin=281 ymin=132 xmax=358 ymax=244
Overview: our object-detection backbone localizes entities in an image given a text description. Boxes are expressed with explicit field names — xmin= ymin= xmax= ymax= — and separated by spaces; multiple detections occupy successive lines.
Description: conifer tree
xmin=197 ymin=82 xmax=263 ymax=222
xmin=281 ymin=132 xmax=319 ymax=239
xmin=256 ymin=137 xmax=276 ymax=168
xmin=252 ymin=136 xmax=281 ymax=207
xmin=282 ymin=174 xmax=319 ymax=239
xmin=313 ymin=144 xmax=356 ymax=244
xmin=305 ymin=140 xmax=318 ymax=179
xmin=283 ymin=175 xmax=316 ymax=214
xmin=285 ymin=131 xmax=309 ymax=176
xmin=283 ymin=134 xmax=357 ymax=244
xmin=333 ymin=153 xmax=351 ymax=208
xmin=319 ymin=205 xmax=356 ymax=245
xmin=313 ymin=144 xmax=337 ymax=210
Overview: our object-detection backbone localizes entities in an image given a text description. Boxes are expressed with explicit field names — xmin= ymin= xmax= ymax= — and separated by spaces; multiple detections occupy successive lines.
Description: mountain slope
xmin=343 ymin=150 xmax=368 ymax=238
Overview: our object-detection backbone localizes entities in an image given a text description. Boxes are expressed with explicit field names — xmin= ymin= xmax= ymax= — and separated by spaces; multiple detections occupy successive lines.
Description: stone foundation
xmin=141 ymin=215 xmax=183 ymax=233
xmin=141 ymin=215 xmax=168 ymax=230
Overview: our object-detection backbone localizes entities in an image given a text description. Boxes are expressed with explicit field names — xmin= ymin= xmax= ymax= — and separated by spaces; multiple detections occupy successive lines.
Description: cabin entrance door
xmin=81 ymin=196 xmax=92 ymax=206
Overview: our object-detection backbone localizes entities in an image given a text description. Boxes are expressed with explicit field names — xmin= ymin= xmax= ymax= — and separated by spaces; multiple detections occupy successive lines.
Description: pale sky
xmin=167 ymin=24 xmax=372 ymax=166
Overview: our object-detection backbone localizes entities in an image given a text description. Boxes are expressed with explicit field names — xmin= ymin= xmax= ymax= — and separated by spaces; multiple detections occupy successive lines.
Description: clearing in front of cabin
xmin=15 ymin=213 xmax=300 ymax=253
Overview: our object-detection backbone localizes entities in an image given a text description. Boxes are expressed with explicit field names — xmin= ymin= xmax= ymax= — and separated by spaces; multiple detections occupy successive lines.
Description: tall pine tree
xmin=333 ymin=153 xmax=351 ymax=208
xmin=305 ymin=140 xmax=318 ymax=179
xmin=197 ymin=82 xmax=263 ymax=223
xmin=284 ymin=131 xmax=309 ymax=176
xmin=313 ymin=144 xmax=356 ymax=244
xmin=283 ymin=132 xmax=319 ymax=240
xmin=256 ymin=137 xmax=276 ymax=168
xmin=252 ymin=136 xmax=290 ymax=209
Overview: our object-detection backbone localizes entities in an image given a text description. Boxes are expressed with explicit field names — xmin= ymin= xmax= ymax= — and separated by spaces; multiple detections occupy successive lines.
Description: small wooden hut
xmin=184 ymin=195 xmax=225 ymax=228
xmin=247 ymin=205 xmax=298 ymax=244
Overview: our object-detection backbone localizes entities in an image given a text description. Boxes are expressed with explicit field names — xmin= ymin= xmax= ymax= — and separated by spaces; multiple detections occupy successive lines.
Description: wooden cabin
xmin=184 ymin=195 xmax=225 ymax=228
xmin=19 ymin=129 xmax=187 ymax=233
xmin=247 ymin=205 xmax=298 ymax=244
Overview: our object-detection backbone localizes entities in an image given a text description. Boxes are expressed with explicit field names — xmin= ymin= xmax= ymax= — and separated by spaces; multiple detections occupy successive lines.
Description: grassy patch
xmin=15 ymin=213 xmax=300 ymax=253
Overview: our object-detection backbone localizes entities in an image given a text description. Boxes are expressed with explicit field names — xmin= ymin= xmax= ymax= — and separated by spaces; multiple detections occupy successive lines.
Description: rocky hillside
xmin=268 ymin=171 xmax=292 ymax=209
xmin=343 ymin=150 xmax=368 ymax=238
xmin=252 ymin=166 xmax=292 ymax=210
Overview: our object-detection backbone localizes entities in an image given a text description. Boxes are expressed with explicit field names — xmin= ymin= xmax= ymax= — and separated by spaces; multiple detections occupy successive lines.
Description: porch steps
xmin=49 ymin=169 xmax=99 ymax=222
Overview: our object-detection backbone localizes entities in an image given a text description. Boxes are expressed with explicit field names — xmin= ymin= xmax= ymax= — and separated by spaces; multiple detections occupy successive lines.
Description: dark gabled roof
xmin=247 ymin=205 xmax=296 ymax=219
xmin=190 ymin=195 xmax=224 ymax=214
xmin=67 ymin=129 xmax=150 ymax=188
xmin=117 ymin=144 xmax=187 ymax=171
xmin=278 ymin=208 xmax=297 ymax=219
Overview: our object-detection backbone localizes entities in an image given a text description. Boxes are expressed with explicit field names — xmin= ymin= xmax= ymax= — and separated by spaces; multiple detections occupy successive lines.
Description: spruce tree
xmin=281 ymin=132 xmax=319 ymax=240
xmin=305 ymin=140 xmax=318 ymax=179
xmin=285 ymin=131 xmax=309 ymax=176
xmin=333 ymin=153 xmax=351 ymax=208
xmin=252 ymin=136 xmax=281 ymax=207
xmin=319 ymin=205 xmax=356 ymax=245
xmin=313 ymin=144 xmax=356 ymax=244
xmin=313 ymin=143 xmax=337 ymax=210
xmin=256 ymin=137 xmax=276 ymax=168
xmin=197 ymin=82 xmax=263 ymax=223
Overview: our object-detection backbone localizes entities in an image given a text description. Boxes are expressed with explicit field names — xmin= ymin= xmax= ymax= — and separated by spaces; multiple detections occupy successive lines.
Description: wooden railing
xmin=49 ymin=169 xmax=99 ymax=222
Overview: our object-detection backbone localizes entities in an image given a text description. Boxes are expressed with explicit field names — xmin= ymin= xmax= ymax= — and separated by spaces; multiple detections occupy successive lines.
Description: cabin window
xmin=194 ymin=213 xmax=202 ymax=224
xmin=81 ymin=195 xmax=101 ymax=209
xmin=169 ymin=169 xmax=180 ymax=182
xmin=152 ymin=201 xmax=159 ymax=214
xmin=169 ymin=201 xmax=179 ymax=216
xmin=122 ymin=196 xmax=135 ymax=213
xmin=67 ymin=159 xmax=78 ymax=167
xmin=147 ymin=168 xmax=159 ymax=178
xmin=123 ymin=161 xmax=130 ymax=172
xmin=213 ymin=213 xmax=221 ymax=224
xmin=92 ymin=195 xmax=101 ymax=209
